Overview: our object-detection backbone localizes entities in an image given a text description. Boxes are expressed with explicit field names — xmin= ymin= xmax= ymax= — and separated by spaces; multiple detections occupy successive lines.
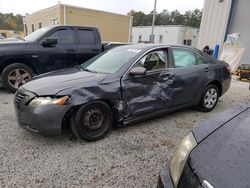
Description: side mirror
xmin=129 ymin=67 xmax=146 ymax=76
xmin=42 ymin=37 xmax=58 ymax=47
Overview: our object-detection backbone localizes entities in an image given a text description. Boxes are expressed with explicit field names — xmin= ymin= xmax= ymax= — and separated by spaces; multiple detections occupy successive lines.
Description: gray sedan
xmin=14 ymin=44 xmax=231 ymax=141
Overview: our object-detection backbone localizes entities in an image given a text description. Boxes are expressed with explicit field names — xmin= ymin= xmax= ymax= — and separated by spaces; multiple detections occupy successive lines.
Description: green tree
xmin=0 ymin=12 xmax=24 ymax=30
xmin=5 ymin=16 xmax=17 ymax=29
xmin=129 ymin=9 xmax=202 ymax=28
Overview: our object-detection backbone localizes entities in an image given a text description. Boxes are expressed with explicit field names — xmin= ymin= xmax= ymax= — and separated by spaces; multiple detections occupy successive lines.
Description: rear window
xmin=78 ymin=29 xmax=96 ymax=44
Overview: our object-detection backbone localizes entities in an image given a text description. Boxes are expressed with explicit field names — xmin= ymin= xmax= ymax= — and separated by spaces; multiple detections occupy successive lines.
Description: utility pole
xmin=150 ymin=0 xmax=157 ymax=43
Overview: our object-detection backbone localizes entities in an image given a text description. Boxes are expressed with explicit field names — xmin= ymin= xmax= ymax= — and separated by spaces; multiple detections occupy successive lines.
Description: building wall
xmin=229 ymin=0 xmax=250 ymax=64
xmin=23 ymin=5 xmax=61 ymax=35
xmin=197 ymin=0 xmax=232 ymax=50
xmin=23 ymin=4 xmax=132 ymax=42
xmin=132 ymin=26 xmax=199 ymax=47
xmin=62 ymin=5 xmax=132 ymax=42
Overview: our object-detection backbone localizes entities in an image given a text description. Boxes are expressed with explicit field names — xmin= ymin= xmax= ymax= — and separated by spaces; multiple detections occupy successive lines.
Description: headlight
xmin=170 ymin=132 xmax=197 ymax=187
xmin=29 ymin=96 xmax=69 ymax=106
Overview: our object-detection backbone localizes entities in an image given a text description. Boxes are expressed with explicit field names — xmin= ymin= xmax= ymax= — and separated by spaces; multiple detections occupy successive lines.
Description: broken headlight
xmin=29 ymin=96 xmax=69 ymax=106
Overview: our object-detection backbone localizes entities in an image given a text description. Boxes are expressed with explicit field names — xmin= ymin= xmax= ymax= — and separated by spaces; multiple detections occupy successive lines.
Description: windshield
xmin=80 ymin=48 xmax=141 ymax=74
xmin=24 ymin=26 xmax=53 ymax=41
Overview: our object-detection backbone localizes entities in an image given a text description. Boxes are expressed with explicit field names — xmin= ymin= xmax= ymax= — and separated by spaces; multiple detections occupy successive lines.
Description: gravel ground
xmin=0 ymin=76 xmax=249 ymax=188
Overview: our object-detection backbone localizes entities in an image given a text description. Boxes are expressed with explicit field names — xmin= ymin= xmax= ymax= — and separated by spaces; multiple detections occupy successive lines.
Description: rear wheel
xmin=2 ymin=63 xmax=34 ymax=92
xmin=199 ymin=84 xmax=219 ymax=112
xmin=70 ymin=101 xmax=113 ymax=141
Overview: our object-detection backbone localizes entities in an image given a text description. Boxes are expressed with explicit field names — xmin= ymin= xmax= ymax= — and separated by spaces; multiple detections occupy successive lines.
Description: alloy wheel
xmin=8 ymin=69 xmax=31 ymax=89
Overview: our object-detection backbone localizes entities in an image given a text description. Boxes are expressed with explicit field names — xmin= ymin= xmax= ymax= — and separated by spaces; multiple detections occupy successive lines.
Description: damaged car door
xmin=121 ymin=48 xmax=175 ymax=118
xmin=170 ymin=47 xmax=211 ymax=106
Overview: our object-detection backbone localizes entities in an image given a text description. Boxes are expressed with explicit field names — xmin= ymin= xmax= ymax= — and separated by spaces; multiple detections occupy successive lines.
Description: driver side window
xmin=49 ymin=29 xmax=74 ymax=44
xmin=133 ymin=50 xmax=168 ymax=72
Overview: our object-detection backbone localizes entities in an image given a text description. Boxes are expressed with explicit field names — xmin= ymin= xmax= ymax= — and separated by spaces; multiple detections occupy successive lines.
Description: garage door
xmin=229 ymin=0 xmax=250 ymax=65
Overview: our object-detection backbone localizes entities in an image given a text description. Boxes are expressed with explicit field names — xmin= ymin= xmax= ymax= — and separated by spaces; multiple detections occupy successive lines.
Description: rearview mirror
xmin=129 ymin=67 xmax=146 ymax=76
xmin=42 ymin=37 xmax=58 ymax=47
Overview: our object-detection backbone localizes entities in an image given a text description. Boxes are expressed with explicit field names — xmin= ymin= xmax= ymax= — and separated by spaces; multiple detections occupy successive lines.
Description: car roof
xmin=114 ymin=43 xmax=199 ymax=51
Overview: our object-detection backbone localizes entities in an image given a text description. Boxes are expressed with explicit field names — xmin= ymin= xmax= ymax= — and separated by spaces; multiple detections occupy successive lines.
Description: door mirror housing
xmin=42 ymin=37 xmax=58 ymax=47
xmin=129 ymin=67 xmax=146 ymax=76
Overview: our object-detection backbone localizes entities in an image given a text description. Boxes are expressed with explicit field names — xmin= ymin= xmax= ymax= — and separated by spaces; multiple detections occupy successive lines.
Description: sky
xmin=0 ymin=0 xmax=204 ymax=15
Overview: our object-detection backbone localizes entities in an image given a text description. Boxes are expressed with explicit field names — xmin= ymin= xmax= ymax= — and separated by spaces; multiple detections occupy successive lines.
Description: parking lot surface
xmin=0 ymin=76 xmax=249 ymax=187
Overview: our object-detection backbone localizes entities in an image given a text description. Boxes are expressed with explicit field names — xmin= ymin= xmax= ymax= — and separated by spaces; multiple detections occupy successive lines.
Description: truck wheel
xmin=70 ymin=101 xmax=113 ymax=141
xmin=198 ymin=84 xmax=219 ymax=112
xmin=2 ymin=63 xmax=34 ymax=92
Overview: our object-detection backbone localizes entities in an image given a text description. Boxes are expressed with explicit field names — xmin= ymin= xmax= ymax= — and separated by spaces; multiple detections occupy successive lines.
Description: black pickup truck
xmin=0 ymin=25 xmax=103 ymax=92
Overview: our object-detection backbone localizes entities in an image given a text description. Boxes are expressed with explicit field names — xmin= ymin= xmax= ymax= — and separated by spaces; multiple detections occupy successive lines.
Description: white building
xmin=132 ymin=25 xmax=199 ymax=47
xmin=198 ymin=0 xmax=250 ymax=64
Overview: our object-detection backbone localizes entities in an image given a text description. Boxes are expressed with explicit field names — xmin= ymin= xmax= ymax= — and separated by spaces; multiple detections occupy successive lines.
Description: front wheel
xmin=70 ymin=101 xmax=113 ymax=141
xmin=199 ymin=84 xmax=219 ymax=112
xmin=2 ymin=63 xmax=34 ymax=92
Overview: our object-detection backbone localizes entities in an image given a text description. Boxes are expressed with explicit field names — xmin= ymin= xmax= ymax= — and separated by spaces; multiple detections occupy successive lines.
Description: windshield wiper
xmin=82 ymin=68 xmax=98 ymax=73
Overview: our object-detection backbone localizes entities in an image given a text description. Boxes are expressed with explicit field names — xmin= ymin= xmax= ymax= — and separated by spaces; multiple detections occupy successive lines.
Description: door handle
xmin=66 ymin=49 xmax=75 ymax=53
xmin=204 ymin=68 xmax=209 ymax=72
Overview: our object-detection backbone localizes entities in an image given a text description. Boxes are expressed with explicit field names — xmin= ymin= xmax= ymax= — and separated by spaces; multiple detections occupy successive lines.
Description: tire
xmin=198 ymin=84 xmax=219 ymax=112
xmin=70 ymin=101 xmax=113 ymax=141
xmin=2 ymin=63 xmax=34 ymax=92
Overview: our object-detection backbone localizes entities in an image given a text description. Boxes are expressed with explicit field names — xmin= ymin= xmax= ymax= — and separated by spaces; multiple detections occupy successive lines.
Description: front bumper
xmin=15 ymin=105 xmax=70 ymax=136
xmin=158 ymin=162 xmax=174 ymax=188
xmin=14 ymin=93 xmax=71 ymax=136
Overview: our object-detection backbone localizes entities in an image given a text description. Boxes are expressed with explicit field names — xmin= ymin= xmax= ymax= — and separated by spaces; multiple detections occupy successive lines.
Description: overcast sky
xmin=0 ymin=0 xmax=204 ymax=15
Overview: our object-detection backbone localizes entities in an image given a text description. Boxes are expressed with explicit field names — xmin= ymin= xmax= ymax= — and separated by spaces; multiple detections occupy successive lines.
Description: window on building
xmin=138 ymin=35 xmax=142 ymax=42
xmin=51 ymin=19 xmax=58 ymax=25
xmin=173 ymin=48 xmax=197 ymax=68
xmin=1 ymin=32 xmax=7 ymax=38
xmin=159 ymin=35 xmax=163 ymax=43
xmin=32 ymin=24 xmax=34 ymax=32
xmin=183 ymin=39 xmax=192 ymax=46
xmin=38 ymin=23 xmax=42 ymax=29
xmin=77 ymin=29 xmax=96 ymax=44
xmin=49 ymin=29 xmax=74 ymax=44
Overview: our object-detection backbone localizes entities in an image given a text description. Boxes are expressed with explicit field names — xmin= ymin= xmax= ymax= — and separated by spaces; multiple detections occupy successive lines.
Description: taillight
xmin=224 ymin=66 xmax=231 ymax=74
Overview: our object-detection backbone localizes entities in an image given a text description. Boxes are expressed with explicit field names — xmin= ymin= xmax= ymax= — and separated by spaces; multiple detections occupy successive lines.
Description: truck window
xmin=78 ymin=29 xmax=96 ymax=44
xmin=50 ymin=29 xmax=74 ymax=44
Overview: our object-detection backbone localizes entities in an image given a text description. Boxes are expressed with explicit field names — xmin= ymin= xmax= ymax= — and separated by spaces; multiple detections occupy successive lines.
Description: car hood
xmin=0 ymin=40 xmax=31 ymax=53
xmin=0 ymin=39 xmax=27 ymax=45
xmin=190 ymin=103 xmax=250 ymax=187
xmin=21 ymin=67 xmax=107 ymax=95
